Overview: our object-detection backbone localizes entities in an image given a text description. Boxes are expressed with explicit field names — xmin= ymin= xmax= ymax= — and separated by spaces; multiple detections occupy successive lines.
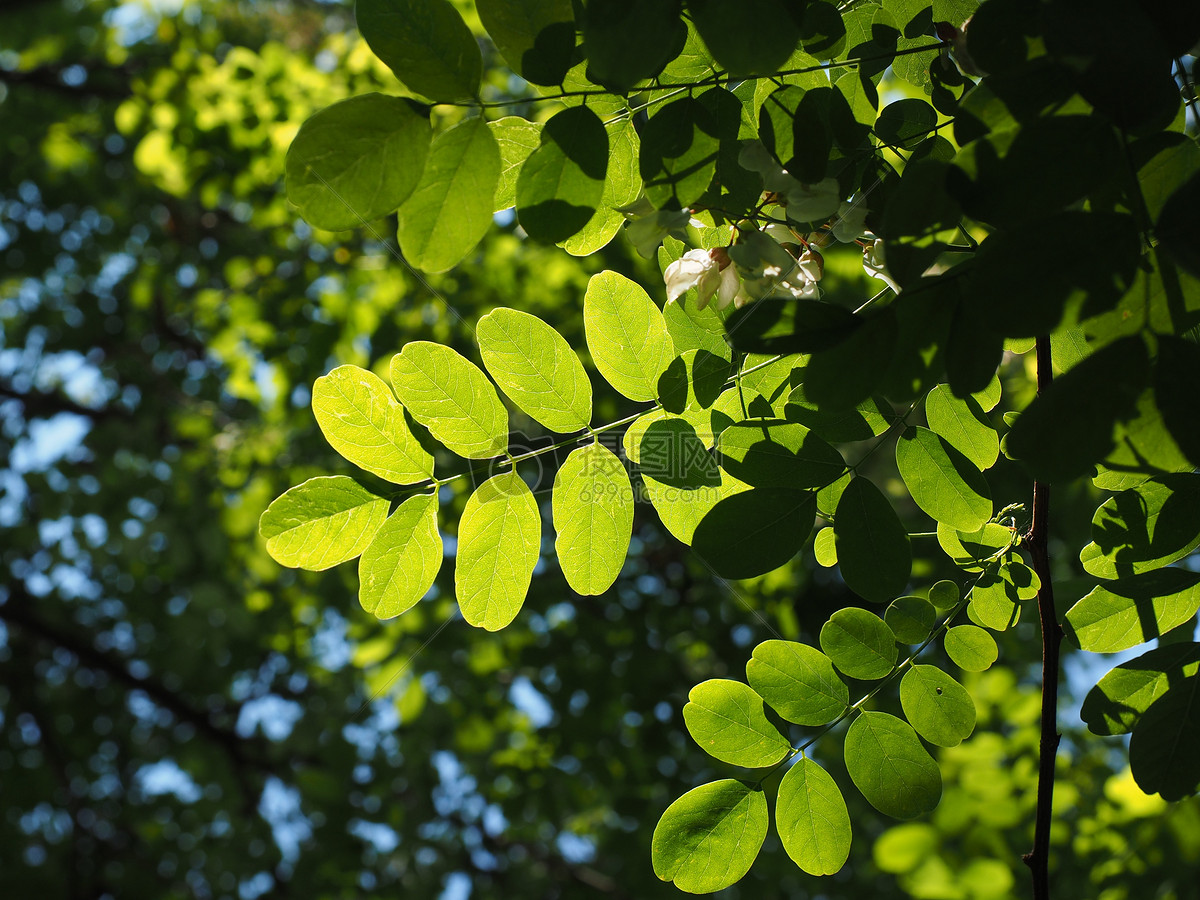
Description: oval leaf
xmin=1081 ymin=642 xmax=1200 ymax=736
xmin=312 ymin=365 xmax=433 ymax=484
xmin=397 ymin=116 xmax=500 ymax=273
xmin=260 ymin=476 xmax=389 ymax=570
xmin=583 ymin=270 xmax=676 ymax=401
xmin=477 ymin=0 xmax=575 ymax=86
xmin=834 ymin=476 xmax=912 ymax=603
xmin=683 ymin=679 xmax=790 ymax=768
xmin=477 ymin=307 xmax=592 ymax=433
xmin=899 ymin=665 xmax=977 ymax=748
xmin=1064 ymin=568 xmax=1200 ymax=653
xmin=561 ymin=118 xmax=643 ymax=256
xmin=1080 ymin=473 xmax=1200 ymax=579
xmin=389 ymin=342 xmax=508 ymax=459
xmin=776 ymin=757 xmax=851 ymax=876
xmin=944 ymin=624 xmax=997 ymax=672
xmin=455 ymin=471 xmax=540 ymax=631
xmin=844 ymin=711 xmax=942 ymax=819
xmin=691 ymin=488 xmax=816 ymax=579
xmin=717 ymin=420 xmax=845 ymax=490
xmin=896 ymin=426 xmax=992 ymax=532
xmin=885 ymin=596 xmax=937 ymax=644
xmin=357 ymin=0 xmax=482 ymax=102
xmin=820 ymin=608 xmax=897 ymax=680
xmin=746 ymin=640 xmax=848 ymax=726
xmin=517 ymin=105 xmax=608 ymax=243
xmin=652 ymin=780 xmax=768 ymax=893
xmin=1129 ymin=675 xmax=1200 ymax=801
xmin=284 ymin=93 xmax=430 ymax=231
xmin=924 ymin=384 xmax=998 ymax=471
xmin=552 ymin=443 xmax=633 ymax=595
xmin=358 ymin=493 xmax=442 ymax=618
xmin=490 ymin=117 xmax=541 ymax=211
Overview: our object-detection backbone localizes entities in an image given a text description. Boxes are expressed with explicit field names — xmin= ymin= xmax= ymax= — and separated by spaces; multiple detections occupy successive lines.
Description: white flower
xmin=738 ymin=142 xmax=798 ymax=194
xmin=620 ymin=200 xmax=692 ymax=259
xmin=728 ymin=229 xmax=824 ymax=306
xmin=863 ymin=238 xmax=902 ymax=294
xmin=831 ymin=199 xmax=869 ymax=243
xmin=663 ymin=248 xmax=740 ymax=310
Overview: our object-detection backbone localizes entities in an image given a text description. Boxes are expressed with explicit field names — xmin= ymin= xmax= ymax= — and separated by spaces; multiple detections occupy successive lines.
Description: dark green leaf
xmin=516 ymin=105 xmax=608 ymax=243
xmin=688 ymin=0 xmax=800 ymax=76
xmin=356 ymin=0 xmax=482 ymax=102
xmin=716 ymin=419 xmax=845 ymax=490
xmin=834 ymin=476 xmax=912 ymax=603
xmin=820 ymin=608 xmax=897 ymax=680
xmin=639 ymin=98 xmax=720 ymax=209
xmin=477 ymin=0 xmax=575 ymax=86
xmin=844 ymin=711 xmax=942 ymax=818
xmin=582 ymin=0 xmax=686 ymax=94
xmin=1081 ymin=642 xmax=1200 ymax=735
xmin=691 ymin=488 xmax=816 ymax=579
xmin=1154 ymin=336 xmax=1200 ymax=465
xmin=1129 ymin=675 xmax=1200 ymax=800
xmin=875 ymin=98 xmax=937 ymax=150
xmin=803 ymin=308 xmax=899 ymax=409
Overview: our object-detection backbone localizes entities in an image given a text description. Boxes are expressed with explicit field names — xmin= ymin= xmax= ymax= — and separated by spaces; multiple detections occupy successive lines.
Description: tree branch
xmin=1021 ymin=335 xmax=1063 ymax=900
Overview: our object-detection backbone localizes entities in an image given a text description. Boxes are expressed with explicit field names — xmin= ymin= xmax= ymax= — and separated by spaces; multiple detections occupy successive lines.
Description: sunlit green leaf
xmin=517 ymin=105 xmax=608 ymax=243
xmin=1080 ymin=474 xmax=1200 ymax=578
xmin=776 ymin=757 xmax=852 ymax=876
xmin=814 ymin=526 xmax=838 ymax=567
xmin=899 ymin=665 xmax=976 ymax=747
xmin=455 ymin=471 xmax=540 ymax=631
xmin=844 ymin=711 xmax=942 ymax=819
xmin=886 ymin=596 xmax=937 ymax=644
xmin=358 ymin=493 xmax=442 ymax=618
xmin=477 ymin=0 xmax=575 ymax=86
xmin=560 ymin=119 xmax=642 ymax=256
xmin=552 ymin=443 xmax=633 ymax=595
xmin=820 ymin=608 xmax=897 ymax=680
xmin=897 ymin=426 xmax=992 ymax=532
xmin=944 ymin=624 xmax=997 ymax=672
xmin=583 ymin=270 xmax=676 ymax=401
xmin=312 ymin=365 xmax=433 ymax=483
xmin=396 ymin=117 xmax=500 ymax=273
xmin=746 ymin=640 xmax=848 ymax=726
xmin=937 ymin=522 xmax=1012 ymax=572
xmin=717 ymin=420 xmax=844 ymax=490
xmin=489 ymin=117 xmax=540 ymax=211
xmin=966 ymin=571 xmax=1021 ymax=631
xmin=1081 ymin=642 xmax=1200 ymax=735
xmin=684 ymin=679 xmax=790 ymax=768
xmin=477 ymin=307 xmax=591 ymax=433
xmin=389 ymin=342 xmax=508 ymax=459
xmin=357 ymin=0 xmax=482 ymax=102
xmin=925 ymin=384 xmax=998 ymax=470
xmin=284 ymin=94 xmax=430 ymax=231
xmin=652 ymin=780 xmax=768 ymax=893
xmin=260 ymin=476 xmax=389 ymax=570
xmin=1065 ymin=569 xmax=1200 ymax=653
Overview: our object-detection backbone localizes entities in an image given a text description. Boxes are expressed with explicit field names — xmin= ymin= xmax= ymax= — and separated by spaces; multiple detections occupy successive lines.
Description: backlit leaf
xmin=583 ymin=270 xmax=675 ymax=401
xmin=717 ymin=420 xmax=845 ymax=490
xmin=489 ymin=117 xmax=541 ymax=211
xmin=260 ymin=476 xmax=389 ymax=570
xmin=776 ymin=757 xmax=852 ymax=876
xmin=552 ymin=443 xmax=633 ymax=595
xmin=944 ymin=624 xmax=997 ymax=672
xmin=312 ymin=365 xmax=433 ymax=484
xmin=1080 ymin=474 xmax=1200 ymax=578
xmin=899 ymin=665 xmax=976 ymax=747
xmin=477 ymin=307 xmax=591 ymax=433
xmin=477 ymin=0 xmax=574 ymax=86
xmin=820 ymin=608 xmax=897 ymax=680
xmin=684 ymin=679 xmax=790 ymax=768
xmin=886 ymin=596 xmax=937 ymax=644
xmin=691 ymin=488 xmax=816 ymax=579
xmin=925 ymin=384 xmax=998 ymax=470
xmin=455 ymin=471 xmax=540 ymax=631
xmin=1064 ymin=569 xmax=1200 ymax=653
xmin=652 ymin=780 xmax=768 ymax=893
xmin=389 ymin=342 xmax=508 ymax=459
xmin=1081 ymin=642 xmax=1200 ymax=735
xmin=834 ymin=476 xmax=912 ymax=603
xmin=358 ymin=493 xmax=442 ymax=618
xmin=357 ymin=0 xmax=482 ymax=102
xmin=517 ymin=105 xmax=608 ymax=243
xmin=560 ymin=119 xmax=642 ymax=256
xmin=746 ymin=640 xmax=848 ymax=726
xmin=896 ymin=426 xmax=992 ymax=532
xmin=844 ymin=711 xmax=942 ymax=819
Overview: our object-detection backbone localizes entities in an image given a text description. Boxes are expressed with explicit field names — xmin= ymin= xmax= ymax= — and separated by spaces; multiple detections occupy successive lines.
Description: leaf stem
xmin=1021 ymin=335 xmax=1062 ymax=900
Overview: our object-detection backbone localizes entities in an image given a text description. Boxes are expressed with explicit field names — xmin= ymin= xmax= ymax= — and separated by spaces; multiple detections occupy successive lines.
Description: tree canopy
xmin=2 ymin=1 xmax=1199 ymax=899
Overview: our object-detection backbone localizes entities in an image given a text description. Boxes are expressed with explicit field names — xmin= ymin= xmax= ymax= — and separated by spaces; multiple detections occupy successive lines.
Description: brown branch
xmin=1021 ymin=335 xmax=1063 ymax=900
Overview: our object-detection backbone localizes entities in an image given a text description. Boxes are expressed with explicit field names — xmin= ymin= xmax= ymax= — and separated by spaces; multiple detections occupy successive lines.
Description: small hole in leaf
xmin=936 ymin=687 xmax=943 ymax=694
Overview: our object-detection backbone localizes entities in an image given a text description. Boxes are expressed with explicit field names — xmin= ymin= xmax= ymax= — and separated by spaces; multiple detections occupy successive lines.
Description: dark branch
xmin=0 ymin=381 xmax=131 ymax=421
xmin=1021 ymin=335 xmax=1063 ymax=900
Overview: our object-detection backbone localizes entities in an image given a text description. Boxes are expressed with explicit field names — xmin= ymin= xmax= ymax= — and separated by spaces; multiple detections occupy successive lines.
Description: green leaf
xmin=284 ymin=94 xmax=430 ymax=232
xmin=639 ymin=418 xmax=721 ymax=489
xmin=875 ymin=98 xmax=937 ymax=150
xmin=260 ymin=476 xmax=389 ymax=570
xmin=928 ymin=579 xmax=961 ymax=610
xmin=803 ymin=308 xmax=899 ymax=409
xmin=396 ymin=117 xmax=500 ymax=273
xmin=1157 ymin=172 xmax=1200 ymax=280
xmin=936 ymin=521 xmax=1012 ymax=572
xmin=944 ymin=624 xmax=997 ymax=672
xmin=966 ymin=571 xmax=1021 ymax=631
xmin=899 ymin=665 xmax=976 ymax=747
xmin=684 ymin=679 xmax=790 ymax=767
xmin=688 ymin=0 xmax=800 ymax=76
xmin=640 ymin=97 xmax=720 ymax=209
xmin=886 ymin=596 xmax=937 ymax=644
xmin=1006 ymin=336 xmax=1150 ymax=483
xmin=516 ymin=105 xmax=609 ymax=243
xmin=560 ymin=119 xmax=642 ymax=256
xmin=1080 ymin=474 xmax=1200 ymax=578
xmin=844 ymin=711 xmax=942 ymax=819
xmin=691 ymin=488 xmax=816 ymax=579
xmin=652 ymin=780 xmax=768 ymax=893
xmin=1129 ymin=675 xmax=1200 ymax=801
xmin=583 ymin=270 xmax=676 ymax=401
xmin=896 ymin=426 xmax=992 ymax=532
xmin=925 ymin=384 xmax=998 ymax=471
xmin=814 ymin=526 xmax=838 ymax=567
xmin=477 ymin=0 xmax=574 ymax=86
xmin=582 ymin=0 xmax=686 ymax=94
xmin=312 ymin=365 xmax=434 ymax=483
xmin=477 ymin=307 xmax=591 ymax=433
xmin=489 ymin=117 xmax=541 ymax=212
xmin=455 ymin=471 xmax=540 ymax=631
xmin=642 ymin=467 xmax=749 ymax=546
xmin=746 ymin=640 xmax=848 ymax=726
xmin=786 ymin=389 xmax=895 ymax=443
xmin=1081 ymin=642 xmax=1200 ymax=735
xmin=716 ymin=420 xmax=844 ymax=490
xmin=658 ymin=350 xmax=731 ymax=414
xmin=1064 ymin=569 xmax=1200 ymax=653
xmin=834 ymin=476 xmax=912 ymax=603
xmin=1154 ymin=336 xmax=1200 ymax=466
xmin=552 ymin=443 xmax=633 ymax=595
xmin=356 ymin=0 xmax=482 ymax=102
xmin=389 ymin=342 xmax=508 ymax=459
xmin=358 ymin=493 xmax=442 ymax=618
xmin=776 ymin=757 xmax=852 ymax=876
xmin=820 ymin=608 xmax=897 ymax=680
